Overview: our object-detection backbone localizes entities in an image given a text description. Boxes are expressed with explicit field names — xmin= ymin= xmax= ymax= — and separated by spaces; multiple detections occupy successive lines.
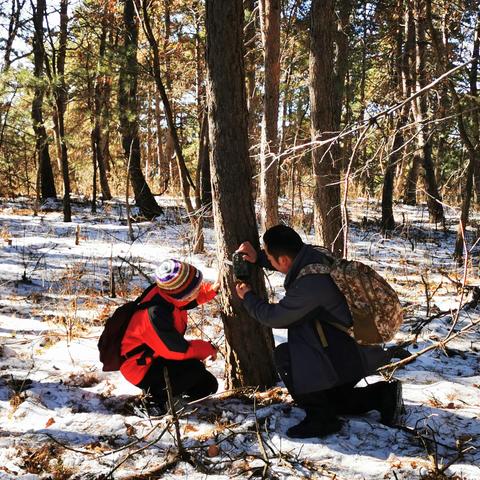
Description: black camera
xmin=232 ymin=252 xmax=251 ymax=282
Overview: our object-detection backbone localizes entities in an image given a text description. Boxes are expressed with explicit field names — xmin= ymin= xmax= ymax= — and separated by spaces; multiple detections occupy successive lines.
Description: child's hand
xmin=212 ymin=279 xmax=221 ymax=293
xmin=208 ymin=347 xmax=217 ymax=361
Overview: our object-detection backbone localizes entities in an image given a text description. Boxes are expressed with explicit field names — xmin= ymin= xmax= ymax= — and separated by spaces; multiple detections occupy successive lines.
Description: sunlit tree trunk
xmin=412 ymin=0 xmax=444 ymax=224
xmin=259 ymin=0 xmax=280 ymax=230
xmin=206 ymin=0 xmax=276 ymax=389
xmin=52 ymin=0 xmax=71 ymax=222
xmin=118 ymin=0 xmax=162 ymax=219
xmin=425 ymin=0 xmax=478 ymax=258
xmin=31 ymin=0 xmax=57 ymax=200
xmin=309 ymin=0 xmax=343 ymax=255
xmin=91 ymin=2 xmax=112 ymax=203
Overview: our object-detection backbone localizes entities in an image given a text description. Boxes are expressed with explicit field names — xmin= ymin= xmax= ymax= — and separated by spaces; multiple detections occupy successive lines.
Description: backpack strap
xmin=121 ymin=290 xmax=170 ymax=364
xmin=296 ymin=263 xmax=354 ymax=344
xmin=314 ymin=320 xmax=329 ymax=348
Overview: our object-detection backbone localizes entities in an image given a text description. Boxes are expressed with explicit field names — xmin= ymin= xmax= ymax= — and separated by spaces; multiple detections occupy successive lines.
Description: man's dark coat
xmin=243 ymin=244 xmax=391 ymax=394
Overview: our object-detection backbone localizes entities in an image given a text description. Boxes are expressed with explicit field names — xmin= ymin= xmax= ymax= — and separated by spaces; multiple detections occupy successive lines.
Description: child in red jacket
xmin=121 ymin=259 xmax=219 ymax=414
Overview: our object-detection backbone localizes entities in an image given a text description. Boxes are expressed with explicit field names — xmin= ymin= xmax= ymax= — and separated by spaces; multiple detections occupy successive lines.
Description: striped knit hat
xmin=154 ymin=259 xmax=203 ymax=300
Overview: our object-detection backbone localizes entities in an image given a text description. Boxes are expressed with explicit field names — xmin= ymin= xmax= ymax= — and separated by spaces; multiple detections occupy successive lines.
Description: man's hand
xmin=236 ymin=241 xmax=257 ymax=263
xmin=236 ymin=282 xmax=252 ymax=300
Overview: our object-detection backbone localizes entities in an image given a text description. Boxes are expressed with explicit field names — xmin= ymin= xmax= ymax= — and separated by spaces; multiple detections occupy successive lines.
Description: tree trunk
xmin=92 ymin=6 xmax=113 ymax=202
xmin=206 ymin=0 xmax=276 ymax=389
xmin=471 ymin=13 xmax=480 ymax=205
xmin=198 ymin=110 xmax=212 ymax=208
xmin=53 ymin=0 xmax=71 ymax=222
xmin=139 ymin=0 xmax=202 ymax=248
xmin=425 ymin=0 xmax=478 ymax=257
xmin=381 ymin=1 xmax=406 ymax=233
xmin=31 ymin=0 xmax=57 ymax=200
xmin=381 ymin=116 xmax=405 ymax=232
xmin=118 ymin=0 xmax=162 ymax=219
xmin=259 ymin=0 xmax=280 ymax=230
xmin=402 ymin=0 xmax=419 ymax=206
xmin=412 ymin=0 xmax=444 ymax=224
xmin=404 ymin=155 xmax=421 ymax=205
xmin=163 ymin=0 xmax=179 ymax=192
xmin=244 ymin=0 xmax=260 ymax=140
xmin=154 ymin=91 xmax=167 ymax=188
xmin=309 ymin=0 xmax=343 ymax=256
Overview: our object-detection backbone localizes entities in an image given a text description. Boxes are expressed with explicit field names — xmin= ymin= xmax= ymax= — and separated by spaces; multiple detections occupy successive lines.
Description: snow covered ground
xmin=0 ymin=197 xmax=479 ymax=479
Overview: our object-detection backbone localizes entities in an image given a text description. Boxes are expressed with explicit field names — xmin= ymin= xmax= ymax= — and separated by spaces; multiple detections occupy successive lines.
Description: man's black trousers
xmin=275 ymin=342 xmax=387 ymax=417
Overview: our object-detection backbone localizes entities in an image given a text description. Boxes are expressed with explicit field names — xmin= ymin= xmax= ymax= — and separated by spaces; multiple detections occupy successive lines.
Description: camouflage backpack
xmin=297 ymin=247 xmax=403 ymax=345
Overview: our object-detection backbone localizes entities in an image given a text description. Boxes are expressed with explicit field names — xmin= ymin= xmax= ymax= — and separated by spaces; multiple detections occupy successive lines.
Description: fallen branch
xmin=379 ymin=315 xmax=480 ymax=374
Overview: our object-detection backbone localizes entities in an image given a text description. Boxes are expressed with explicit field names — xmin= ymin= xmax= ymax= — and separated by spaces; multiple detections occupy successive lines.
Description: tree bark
xmin=259 ymin=0 xmax=280 ymax=230
xmin=309 ymin=0 xmax=343 ymax=256
xmin=31 ymin=0 xmax=57 ymax=200
xmin=118 ymin=0 xmax=162 ymax=219
xmin=244 ymin=0 xmax=260 ymax=140
xmin=53 ymin=0 xmax=71 ymax=222
xmin=425 ymin=0 xmax=478 ymax=257
xmin=381 ymin=1 xmax=405 ymax=233
xmin=470 ymin=12 xmax=480 ymax=205
xmin=154 ymin=91 xmax=167 ymax=188
xmin=92 ymin=4 xmax=113 ymax=202
xmin=206 ymin=0 xmax=276 ymax=389
xmin=402 ymin=0 xmax=420 ymax=206
xmin=412 ymin=0 xmax=444 ymax=224
xmin=138 ymin=0 xmax=204 ymax=250
xmin=382 ymin=116 xmax=405 ymax=232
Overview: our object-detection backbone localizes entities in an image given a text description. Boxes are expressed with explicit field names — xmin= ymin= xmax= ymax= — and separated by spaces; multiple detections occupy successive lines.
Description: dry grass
xmin=20 ymin=443 xmax=73 ymax=479
xmin=64 ymin=372 xmax=100 ymax=388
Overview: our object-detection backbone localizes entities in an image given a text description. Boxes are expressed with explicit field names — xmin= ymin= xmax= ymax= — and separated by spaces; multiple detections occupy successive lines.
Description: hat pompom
xmin=154 ymin=259 xmax=203 ymax=300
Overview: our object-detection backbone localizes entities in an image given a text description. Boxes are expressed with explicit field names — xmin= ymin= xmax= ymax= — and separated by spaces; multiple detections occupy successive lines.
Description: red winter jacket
xmin=120 ymin=283 xmax=217 ymax=385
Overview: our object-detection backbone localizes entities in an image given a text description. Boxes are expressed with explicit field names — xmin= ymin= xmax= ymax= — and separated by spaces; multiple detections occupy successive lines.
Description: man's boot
xmin=329 ymin=380 xmax=403 ymax=426
xmin=287 ymin=391 xmax=342 ymax=439
xmin=378 ymin=380 xmax=403 ymax=426
xmin=286 ymin=408 xmax=342 ymax=439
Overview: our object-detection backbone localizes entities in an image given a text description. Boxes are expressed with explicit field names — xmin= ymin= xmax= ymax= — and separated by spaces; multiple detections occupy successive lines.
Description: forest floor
xmin=0 ymin=196 xmax=479 ymax=480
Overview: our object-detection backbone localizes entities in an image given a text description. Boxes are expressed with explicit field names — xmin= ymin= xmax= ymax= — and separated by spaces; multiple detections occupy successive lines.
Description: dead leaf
xmin=184 ymin=424 xmax=198 ymax=433
xmin=125 ymin=423 xmax=136 ymax=436
xmin=207 ymin=444 xmax=220 ymax=457
xmin=45 ymin=417 xmax=55 ymax=428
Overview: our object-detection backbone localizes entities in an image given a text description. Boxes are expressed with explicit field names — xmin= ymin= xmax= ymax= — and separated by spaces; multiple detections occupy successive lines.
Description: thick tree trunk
xmin=118 ymin=0 xmax=161 ymax=219
xmin=31 ymin=0 xmax=57 ymax=200
xmin=206 ymin=0 xmax=276 ymax=389
xmin=259 ymin=0 xmax=280 ymax=230
xmin=309 ymin=0 xmax=343 ymax=256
